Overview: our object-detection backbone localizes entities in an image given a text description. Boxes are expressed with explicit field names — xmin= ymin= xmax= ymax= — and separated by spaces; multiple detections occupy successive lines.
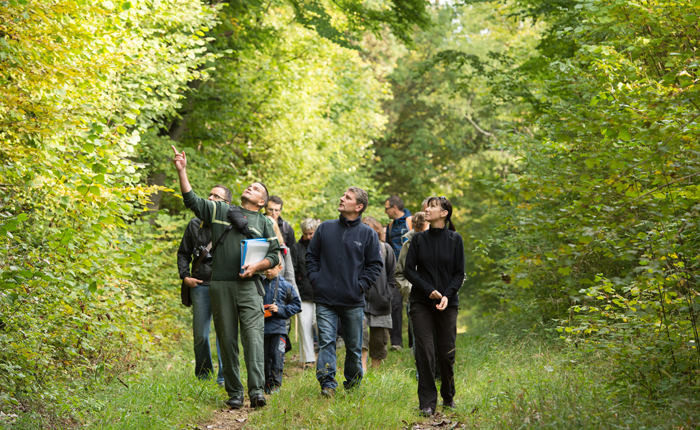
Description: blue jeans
xmin=191 ymin=285 xmax=224 ymax=384
xmin=315 ymin=304 xmax=364 ymax=390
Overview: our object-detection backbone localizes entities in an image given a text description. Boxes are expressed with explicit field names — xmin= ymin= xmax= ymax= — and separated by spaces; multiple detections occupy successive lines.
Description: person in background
xmin=177 ymin=185 xmax=232 ymax=387
xmin=262 ymin=259 xmax=301 ymax=394
xmin=306 ymin=187 xmax=383 ymax=397
xmin=360 ymin=216 xmax=396 ymax=371
xmin=291 ymin=218 xmax=321 ymax=368
xmin=267 ymin=215 xmax=298 ymax=295
xmin=384 ymin=195 xmax=412 ymax=351
xmin=395 ymin=211 xmax=428 ymax=304
xmin=266 ymin=196 xmax=295 ymax=247
xmin=404 ymin=196 xmax=465 ymax=417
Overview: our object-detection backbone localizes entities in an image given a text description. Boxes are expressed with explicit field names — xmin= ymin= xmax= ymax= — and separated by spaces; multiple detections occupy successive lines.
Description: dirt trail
xmin=194 ymin=403 xmax=251 ymax=430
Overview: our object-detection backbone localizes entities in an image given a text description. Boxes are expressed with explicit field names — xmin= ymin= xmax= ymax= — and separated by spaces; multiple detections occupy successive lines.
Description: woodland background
xmin=2 ymin=0 xmax=700 ymax=427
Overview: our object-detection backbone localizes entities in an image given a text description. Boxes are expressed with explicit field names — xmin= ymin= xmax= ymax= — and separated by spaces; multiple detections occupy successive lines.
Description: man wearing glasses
xmin=384 ymin=195 xmax=412 ymax=351
xmin=265 ymin=196 xmax=295 ymax=247
xmin=177 ymin=185 xmax=232 ymax=388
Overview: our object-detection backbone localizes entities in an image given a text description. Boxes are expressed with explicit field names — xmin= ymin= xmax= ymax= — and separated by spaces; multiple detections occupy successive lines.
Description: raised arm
xmin=172 ymin=145 xmax=192 ymax=195
xmin=172 ymin=145 xmax=216 ymax=223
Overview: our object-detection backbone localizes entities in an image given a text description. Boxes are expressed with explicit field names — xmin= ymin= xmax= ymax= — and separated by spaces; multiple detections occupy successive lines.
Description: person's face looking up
xmin=425 ymin=199 xmax=447 ymax=222
xmin=241 ymin=183 xmax=266 ymax=208
xmin=338 ymin=191 xmax=361 ymax=216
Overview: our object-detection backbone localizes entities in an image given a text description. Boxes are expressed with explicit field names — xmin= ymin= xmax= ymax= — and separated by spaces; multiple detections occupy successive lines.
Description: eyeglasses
xmin=209 ymin=193 xmax=226 ymax=201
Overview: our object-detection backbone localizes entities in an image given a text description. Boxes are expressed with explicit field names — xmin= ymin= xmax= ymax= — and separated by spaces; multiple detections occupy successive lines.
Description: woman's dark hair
xmin=427 ymin=196 xmax=455 ymax=231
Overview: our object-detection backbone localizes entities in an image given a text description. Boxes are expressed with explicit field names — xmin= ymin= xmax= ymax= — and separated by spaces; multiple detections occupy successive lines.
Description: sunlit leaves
xmin=0 ymin=0 xmax=220 ymax=411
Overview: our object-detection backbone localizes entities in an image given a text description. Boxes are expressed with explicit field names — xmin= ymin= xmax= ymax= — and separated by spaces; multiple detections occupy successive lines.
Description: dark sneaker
xmin=321 ymin=387 xmax=335 ymax=398
xmin=250 ymin=393 xmax=267 ymax=408
xmin=443 ymin=400 xmax=456 ymax=409
xmin=419 ymin=407 xmax=434 ymax=417
xmin=225 ymin=396 xmax=244 ymax=409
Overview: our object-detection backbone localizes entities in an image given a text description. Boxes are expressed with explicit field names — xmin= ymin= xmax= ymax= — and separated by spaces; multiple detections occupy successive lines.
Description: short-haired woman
xmin=404 ymin=196 xmax=465 ymax=416
xmin=291 ymin=218 xmax=321 ymax=368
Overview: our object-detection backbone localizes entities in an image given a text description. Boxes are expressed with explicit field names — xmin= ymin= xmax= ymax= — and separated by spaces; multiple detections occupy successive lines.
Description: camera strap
xmin=191 ymin=241 xmax=212 ymax=277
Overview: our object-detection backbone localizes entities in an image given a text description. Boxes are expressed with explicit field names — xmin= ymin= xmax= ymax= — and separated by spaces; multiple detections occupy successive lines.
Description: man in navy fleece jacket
xmin=306 ymin=186 xmax=383 ymax=396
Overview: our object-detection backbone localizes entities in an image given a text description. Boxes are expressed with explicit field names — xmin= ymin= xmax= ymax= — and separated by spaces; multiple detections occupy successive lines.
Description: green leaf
xmin=618 ymin=127 xmax=631 ymax=141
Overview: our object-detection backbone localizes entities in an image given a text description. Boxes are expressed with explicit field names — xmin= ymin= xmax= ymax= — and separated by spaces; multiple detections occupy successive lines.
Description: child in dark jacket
xmin=263 ymin=262 xmax=301 ymax=394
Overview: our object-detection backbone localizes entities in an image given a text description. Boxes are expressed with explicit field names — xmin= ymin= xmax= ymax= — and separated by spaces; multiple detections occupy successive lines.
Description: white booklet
xmin=240 ymin=238 xmax=270 ymax=274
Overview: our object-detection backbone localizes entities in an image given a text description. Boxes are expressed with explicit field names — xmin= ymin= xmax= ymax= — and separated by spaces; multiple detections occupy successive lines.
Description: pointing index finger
xmin=171 ymin=145 xmax=179 ymax=155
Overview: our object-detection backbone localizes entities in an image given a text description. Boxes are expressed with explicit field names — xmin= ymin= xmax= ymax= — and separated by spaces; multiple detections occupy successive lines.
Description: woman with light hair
xmin=266 ymin=216 xmax=298 ymax=295
xmin=291 ymin=218 xmax=321 ymax=368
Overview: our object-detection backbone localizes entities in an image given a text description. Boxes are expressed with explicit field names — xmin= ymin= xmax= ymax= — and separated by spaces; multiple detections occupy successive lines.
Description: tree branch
xmin=465 ymin=114 xmax=493 ymax=138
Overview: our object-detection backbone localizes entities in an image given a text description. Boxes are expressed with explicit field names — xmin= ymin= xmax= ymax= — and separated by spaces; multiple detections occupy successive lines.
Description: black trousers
xmin=264 ymin=334 xmax=287 ymax=391
xmin=390 ymin=288 xmax=404 ymax=346
xmin=410 ymin=302 xmax=458 ymax=410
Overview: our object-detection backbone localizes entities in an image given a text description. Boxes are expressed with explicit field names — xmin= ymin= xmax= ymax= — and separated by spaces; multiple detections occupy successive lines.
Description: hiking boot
xmin=419 ymin=407 xmax=434 ymax=417
xmin=321 ymin=387 xmax=335 ymax=398
xmin=225 ymin=396 xmax=244 ymax=409
xmin=443 ymin=400 xmax=456 ymax=409
xmin=250 ymin=393 xmax=267 ymax=408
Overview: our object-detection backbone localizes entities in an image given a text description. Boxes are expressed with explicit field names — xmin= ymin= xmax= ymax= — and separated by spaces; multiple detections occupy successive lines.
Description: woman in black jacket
xmin=404 ymin=196 xmax=465 ymax=417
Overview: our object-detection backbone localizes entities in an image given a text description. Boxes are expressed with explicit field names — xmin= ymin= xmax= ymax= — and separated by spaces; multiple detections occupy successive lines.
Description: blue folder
xmin=240 ymin=238 xmax=270 ymax=274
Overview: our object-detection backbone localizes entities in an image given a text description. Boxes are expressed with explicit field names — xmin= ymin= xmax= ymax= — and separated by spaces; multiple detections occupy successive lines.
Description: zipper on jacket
xmin=434 ymin=235 xmax=439 ymax=303
xmin=333 ymin=225 xmax=348 ymax=306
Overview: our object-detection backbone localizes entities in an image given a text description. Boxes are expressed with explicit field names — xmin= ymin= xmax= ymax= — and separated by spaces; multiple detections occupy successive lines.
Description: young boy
xmin=263 ymin=260 xmax=301 ymax=394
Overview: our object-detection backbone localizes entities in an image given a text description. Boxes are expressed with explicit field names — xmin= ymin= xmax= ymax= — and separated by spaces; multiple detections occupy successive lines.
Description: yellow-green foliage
xmin=0 ymin=0 xmax=220 ymax=411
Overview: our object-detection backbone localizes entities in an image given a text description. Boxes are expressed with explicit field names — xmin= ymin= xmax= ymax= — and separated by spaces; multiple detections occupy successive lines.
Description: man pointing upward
xmin=172 ymin=146 xmax=280 ymax=409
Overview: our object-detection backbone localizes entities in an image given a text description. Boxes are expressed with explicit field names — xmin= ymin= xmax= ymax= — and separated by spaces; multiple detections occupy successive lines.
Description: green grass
xmin=249 ymin=322 xmax=700 ymax=430
xmin=5 ymin=315 xmax=699 ymax=429
xmin=4 ymin=343 xmax=226 ymax=430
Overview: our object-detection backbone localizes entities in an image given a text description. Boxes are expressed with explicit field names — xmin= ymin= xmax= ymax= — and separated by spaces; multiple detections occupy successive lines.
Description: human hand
xmin=240 ymin=263 xmax=256 ymax=278
xmin=269 ymin=304 xmax=278 ymax=313
xmin=172 ymin=145 xmax=187 ymax=171
xmin=436 ymin=296 xmax=448 ymax=311
xmin=184 ymin=277 xmax=203 ymax=288
xmin=429 ymin=290 xmax=442 ymax=300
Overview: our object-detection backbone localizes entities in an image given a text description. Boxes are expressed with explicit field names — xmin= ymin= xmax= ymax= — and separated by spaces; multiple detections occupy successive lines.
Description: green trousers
xmin=209 ymin=280 xmax=265 ymax=397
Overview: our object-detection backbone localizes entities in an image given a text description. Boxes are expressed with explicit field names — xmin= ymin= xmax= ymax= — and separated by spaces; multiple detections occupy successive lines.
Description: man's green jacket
xmin=183 ymin=190 xmax=280 ymax=281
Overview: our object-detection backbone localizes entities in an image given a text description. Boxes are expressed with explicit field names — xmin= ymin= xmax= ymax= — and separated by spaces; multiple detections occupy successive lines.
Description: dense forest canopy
xmin=2 ymin=0 xmax=700 ymax=423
